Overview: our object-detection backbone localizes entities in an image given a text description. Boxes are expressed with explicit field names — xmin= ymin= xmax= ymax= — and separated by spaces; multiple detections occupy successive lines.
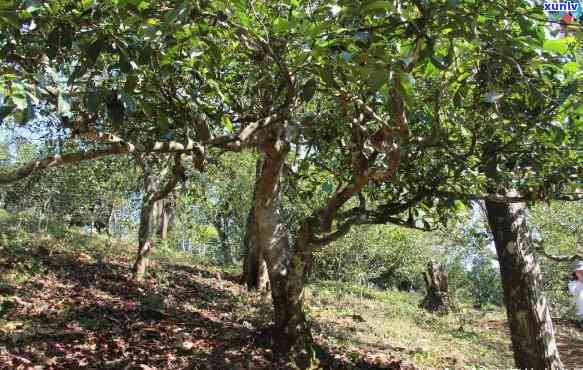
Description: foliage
xmin=0 ymin=129 xmax=140 ymax=233
xmin=168 ymin=151 xmax=257 ymax=264
xmin=531 ymin=200 xmax=583 ymax=317
xmin=430 ymin=206 xmax=503 ymax=307
xmin=311 ymin=224 xmax=429 ymax=290
xmin=1 ymin=0 xmax=580 ymax=217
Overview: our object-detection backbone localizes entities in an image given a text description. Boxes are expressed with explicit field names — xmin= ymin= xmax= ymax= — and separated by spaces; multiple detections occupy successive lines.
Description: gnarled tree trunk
xmin=241 ymin=205 xmax=269 ymax=291
xmin=241 ymin=158 xmax=269 ymax=291
xmin=485 ymin=196 xmax=563 ymax=369
xmin=132 ymin=168 xmax=163 ymax=282
xmin=421 ymin=260 xmax=452 ymax=314
xmin=266 ymin=224 xmax=313 ymax=363
xmin=252 ymin=130 xmax=314 ymax=366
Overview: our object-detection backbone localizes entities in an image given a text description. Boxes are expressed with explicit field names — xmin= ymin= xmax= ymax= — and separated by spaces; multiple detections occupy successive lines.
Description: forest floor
xmin=1 ymin=224 xmax=582 ymax=369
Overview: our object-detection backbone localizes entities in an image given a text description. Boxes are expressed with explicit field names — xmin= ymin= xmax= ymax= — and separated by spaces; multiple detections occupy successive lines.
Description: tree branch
xmin=0 ymin=139 xmax=197 ymax=185
xmin=310 ymin=219 xmax=356 ymax=246
xmin=436 ymin=191 xmax=583 ymax=203
xmin=150 ymin=153 xmax=186 ymax=202
xmin=0 ymin=146 xmax=128 ymax=185
xmin=0 ymin=110 xmax=287 ymax=185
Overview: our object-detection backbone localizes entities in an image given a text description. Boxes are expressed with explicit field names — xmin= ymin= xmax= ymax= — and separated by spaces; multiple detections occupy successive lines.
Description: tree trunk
xmin=252 ymin=131 xmax=314 ymax=365
xmin=132 ymin=168 xmax=163 ymax=282
xmin=241 ymin=205 xmax=269 ymax=291
xmin=107 ymin=202 xmax=116 ymax=236
xmin=158 ymin=198 xmax=170 ymax=240
xmin=485 ymin=195 xmax=563 ymax=369
xmin=241 ymin=158 xmax=269 ymax=291
xmin=214 ymin=216 xmax=235 ymax=266
xmin=158 ymin=194 xmax=176 ymax=240
xmin=266 ymin=225 xmax=313 ymax=365
xmin=133 ymin=154 xmax=183 ymax=280
xmin=483 ymin=140 xmax=563 ymax=369
xmin=165 ymin=197 xmax=176 ymax=235
xmin=421 ymin=260 xmax=452 ymax=314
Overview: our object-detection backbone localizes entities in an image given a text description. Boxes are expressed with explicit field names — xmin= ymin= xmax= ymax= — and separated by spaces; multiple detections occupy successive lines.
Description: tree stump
xmin=420 ymin=260 xmax=452 ymax=314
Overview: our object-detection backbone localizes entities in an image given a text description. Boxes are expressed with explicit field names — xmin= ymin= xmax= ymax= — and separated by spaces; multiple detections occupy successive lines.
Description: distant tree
xmin=421 ymin=260 xmax=452 ymax=314
xmin=132 ymin=153 xmax=185 ymax=281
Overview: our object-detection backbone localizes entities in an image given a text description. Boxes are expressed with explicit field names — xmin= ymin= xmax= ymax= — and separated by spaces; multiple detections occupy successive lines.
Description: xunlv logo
xmin=544 ymin=2 xmax=580 ymax=11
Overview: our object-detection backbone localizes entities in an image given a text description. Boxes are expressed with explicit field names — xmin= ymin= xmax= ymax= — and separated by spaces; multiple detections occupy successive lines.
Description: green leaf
xmin=424 ymin=61 xmax=439 ymax=77
xmin=137 ymin=1 xmax=150 ymax=11
xmin=273 ymin=18 xmax=289 ymax=33
xmin=11 ymin=93 xmax=27 ymax=110
xmin=395 ymin=72 xmax=414 ymax=107
xmin=453 ymin=200 xmax=466 ymax=211
xmin=221 ymin=115 xmax=233 ymax=133
xmin=543 ymin=37 xmax=573 ymax=55
xmin=363 ymin=1 xmax=393 ymax=14
xmin=562 ymin=61 xmax=579 ymax=75
xmin=237 ymin=12 xmax=250 ymax=27
xmin=119 ymin=50 xmax=132 ymax=73
xmin=87 ymin=37 xmax=104 ymax=65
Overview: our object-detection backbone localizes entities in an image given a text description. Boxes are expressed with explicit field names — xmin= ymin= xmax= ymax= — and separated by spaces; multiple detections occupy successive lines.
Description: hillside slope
xmin=1 ymin=225 xmax=582 ymax=369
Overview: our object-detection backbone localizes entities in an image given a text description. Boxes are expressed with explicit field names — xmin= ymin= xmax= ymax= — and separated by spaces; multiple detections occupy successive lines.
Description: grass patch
xmin=306 ymin=280 xmax=514 ymax=368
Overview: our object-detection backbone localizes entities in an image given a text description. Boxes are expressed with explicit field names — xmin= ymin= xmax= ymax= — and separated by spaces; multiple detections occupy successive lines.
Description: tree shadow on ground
xmin=2 ymin=246 xmax=259 ymax=368
xmin=1 ymin=242 xmax=416 ymax=369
